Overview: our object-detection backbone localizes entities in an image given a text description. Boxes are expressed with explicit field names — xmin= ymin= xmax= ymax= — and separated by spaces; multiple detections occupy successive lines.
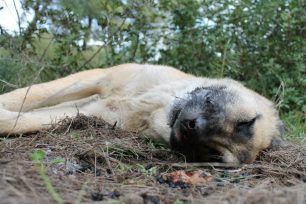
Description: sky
xmin=0 ymin=0 xmax=33 ymax=33
xmin=0 ymin=0 xmax=105 ymax=46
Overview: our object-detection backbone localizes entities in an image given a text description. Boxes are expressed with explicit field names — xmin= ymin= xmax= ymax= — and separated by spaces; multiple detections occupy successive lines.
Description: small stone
xmin=214 ymin=177 xmax=223 ymax=182
xmin=77 ymin=164 xmax=92 ymax=173
xmin=91 ymin=192 xmax=104 ymax=201
xmin=231 ymin=178 xmax=240 ymax=183
xmin=95 ymin=169 xmax=102 ymax=176
xmin=110 ymin=189 xmax=120 ymax=199
xmin=145 ymin=164 xmax=153 ymax=170
xmin=141 ymin=193 xmax=160 ymax=204
xmin=168 ymin=181 xmax=176 ymax=188
xmin=202 ymin=191 xmax=209 ymax=196
xmin=175 ymin=181 xmax=187 ymax=189
xmin=156 ymin=175 xmax=164 ymax=184
xmin=106 ymin=168 xmax=112 ymax=174
xmin=216 ymin=182 xmax=225 ymax=187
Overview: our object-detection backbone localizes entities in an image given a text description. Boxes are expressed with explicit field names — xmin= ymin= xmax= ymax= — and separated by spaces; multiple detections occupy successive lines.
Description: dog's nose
xmin=181 ymin=117 xmax=206 ymax=131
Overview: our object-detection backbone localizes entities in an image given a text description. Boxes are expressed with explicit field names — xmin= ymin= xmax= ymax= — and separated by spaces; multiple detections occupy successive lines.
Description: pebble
xmin=216 ymin=182 xmax=225 ymax=187
xmin=110 ymin=189 xmax=120 ymax=199
xmin=156 ymin=175 xmax=164 ymax=184
xmin=91 ymin=192 xmax=104 ymax=201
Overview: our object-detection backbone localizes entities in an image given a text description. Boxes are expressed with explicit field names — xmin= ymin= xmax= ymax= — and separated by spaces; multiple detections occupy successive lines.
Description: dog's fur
xmin=0 ymin=64 xmax=284 ymax=163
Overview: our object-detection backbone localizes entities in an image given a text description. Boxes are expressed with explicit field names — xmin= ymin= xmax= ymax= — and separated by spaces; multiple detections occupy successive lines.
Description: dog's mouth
xmin=171 ymin=142 xmax=224 ymax=162
xmin=196 ymin=146 xmax=224 ymax=163
xmin=170 ymin=130 xmax=239 ymax=163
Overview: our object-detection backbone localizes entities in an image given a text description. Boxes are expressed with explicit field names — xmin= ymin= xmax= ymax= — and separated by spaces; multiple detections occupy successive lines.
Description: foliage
xmin=0 ymin=0 xmax=305 ymax=138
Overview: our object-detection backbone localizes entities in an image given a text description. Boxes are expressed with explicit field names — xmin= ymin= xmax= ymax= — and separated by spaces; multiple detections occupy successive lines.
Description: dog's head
xmin=168 ymin=79 xmax=284 ymax=163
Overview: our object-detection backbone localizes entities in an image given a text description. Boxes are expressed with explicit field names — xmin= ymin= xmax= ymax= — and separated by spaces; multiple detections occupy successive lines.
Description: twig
xmin=8 ymin=27 xmax=58 ymax=137
xmin=155 ymin=162 xmax=242 ymax=168
xmin=9 ymin=65 xmax=45 ymax=134
xmin=272 ymin=80 xmax=285 ymax=109
xmin=63 ymin=116 xmax=74 ymax=135
xmin=101 ymin=147 xmax=116 ymax=177
xmin=220 ymin=39 xmax=231 ymax=77
xmin=12 ymin=0 xmax=21 ymax=35
xmin=0 ymin=79 xmax=18 ymax=88
xmin=94 ymin=152 xmax=97 ymax=179
xmin=111 ymin=121 xmax=117 ymax=130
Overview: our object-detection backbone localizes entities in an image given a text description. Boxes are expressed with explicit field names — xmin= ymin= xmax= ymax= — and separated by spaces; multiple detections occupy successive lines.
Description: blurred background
xmin=0 ymin=0 xmax=305 ymax=139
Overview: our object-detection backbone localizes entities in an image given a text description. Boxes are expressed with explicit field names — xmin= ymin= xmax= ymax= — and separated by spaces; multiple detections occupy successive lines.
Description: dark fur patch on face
xmin=170 ymin=130 xmax=223 ymax=162
xmin=191 ymin=85 xmax=227 ymax=94
xmin=168 ymin=86 xmax=229 ymax=128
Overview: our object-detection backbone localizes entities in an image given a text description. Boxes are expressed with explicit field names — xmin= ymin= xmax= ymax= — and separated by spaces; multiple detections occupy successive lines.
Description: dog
xmin=0 ymin=64 xmax=284 ymax=163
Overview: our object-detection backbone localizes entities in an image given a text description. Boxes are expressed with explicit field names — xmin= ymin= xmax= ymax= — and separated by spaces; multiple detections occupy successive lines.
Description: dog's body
xmin=0 ymin=64 xmax=283 ymax=163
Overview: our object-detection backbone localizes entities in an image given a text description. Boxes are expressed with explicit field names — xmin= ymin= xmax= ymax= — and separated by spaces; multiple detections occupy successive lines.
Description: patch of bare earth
xmin=0 ymin=115 xmax=305 ymax=204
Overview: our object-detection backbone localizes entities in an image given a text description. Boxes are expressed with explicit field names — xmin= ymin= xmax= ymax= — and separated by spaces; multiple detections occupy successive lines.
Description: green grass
xmin=29 ymin=150 xmax=64 ymax=204
xmin=282 ymin=111 xmax=305 ymax=141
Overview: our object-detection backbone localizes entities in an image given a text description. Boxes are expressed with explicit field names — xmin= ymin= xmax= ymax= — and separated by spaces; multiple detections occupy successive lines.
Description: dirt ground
xmin=1 ymin=115 xmax=305 ymax=204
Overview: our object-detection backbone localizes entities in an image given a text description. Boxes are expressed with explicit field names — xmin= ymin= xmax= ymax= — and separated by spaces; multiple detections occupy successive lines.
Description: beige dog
xmin=0 ymin=64 xmax=284 ymax=163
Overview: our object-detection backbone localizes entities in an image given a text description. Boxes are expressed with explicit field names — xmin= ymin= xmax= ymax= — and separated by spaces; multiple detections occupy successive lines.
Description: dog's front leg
xmin=0 ymin=96 xmax=108 ymax=135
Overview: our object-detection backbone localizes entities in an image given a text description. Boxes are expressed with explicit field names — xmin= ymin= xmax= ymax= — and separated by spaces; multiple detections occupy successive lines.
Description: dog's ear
xmin=269 ymin=120 xmax=286 ymax=150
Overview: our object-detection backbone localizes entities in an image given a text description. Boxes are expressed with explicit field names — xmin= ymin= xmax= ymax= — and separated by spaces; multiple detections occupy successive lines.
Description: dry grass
xmin=0 ymin=115 xmax=305 ymax=204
